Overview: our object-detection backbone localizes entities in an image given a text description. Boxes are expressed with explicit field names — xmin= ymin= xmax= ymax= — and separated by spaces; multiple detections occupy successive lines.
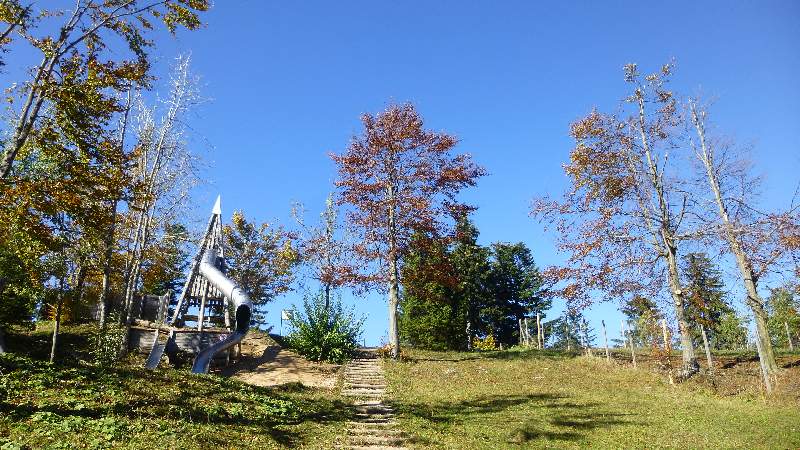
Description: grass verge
xmin=0 ymin=326 xmax=350 ymax=449
xmin=383 ymin=348 xmax=800 ymax=449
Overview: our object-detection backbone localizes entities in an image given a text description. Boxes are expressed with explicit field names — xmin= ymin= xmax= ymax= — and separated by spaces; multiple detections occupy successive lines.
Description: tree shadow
xmin=720 ymin=355 xmax=759 ymax=369
xmin=404 ymin=349 xmax=577 ymax=364
xmin=391 ymin=392 xmax=638 ymax=447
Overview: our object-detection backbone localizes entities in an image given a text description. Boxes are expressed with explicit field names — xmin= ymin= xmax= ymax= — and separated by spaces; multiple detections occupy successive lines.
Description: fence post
xmin=536 ymin=313 xmax=542 ymax=350
xmin=628 ymin=326 xmax=636 ymax=368
xmin=525 ymin=317 xmax=532 ymax=347
xmin=582 ymin=320 xmax=593 ymax=357
xmin=661 ymin=319 xmax=674 ymax=384
xmin=565 ymin=321 xmax=571 ymax=351
xmin=621 ymin=320 xmax=627 ymax=352
xmin=700 ymin=323 xmax=713 ymax=371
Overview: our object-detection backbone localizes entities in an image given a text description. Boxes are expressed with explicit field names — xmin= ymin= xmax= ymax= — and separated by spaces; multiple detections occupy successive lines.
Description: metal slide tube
xmin=190 ymin=251 xmax=252 ymax=374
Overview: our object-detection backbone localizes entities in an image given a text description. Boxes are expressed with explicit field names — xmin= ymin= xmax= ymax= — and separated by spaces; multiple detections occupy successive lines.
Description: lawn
xmin=383 ymin=348 xmax=800 ymax=449
xmin=0 ymin=326 xmax=351 ymax=449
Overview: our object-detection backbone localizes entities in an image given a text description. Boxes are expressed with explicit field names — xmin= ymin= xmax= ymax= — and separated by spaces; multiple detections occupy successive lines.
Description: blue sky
xmin=7 ymin=1 xmax=800 ymax=345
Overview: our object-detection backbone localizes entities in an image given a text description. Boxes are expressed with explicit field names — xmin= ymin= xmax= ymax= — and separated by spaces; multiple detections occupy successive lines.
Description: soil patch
xmin=218 ymin=332 xmax=340 ymax=389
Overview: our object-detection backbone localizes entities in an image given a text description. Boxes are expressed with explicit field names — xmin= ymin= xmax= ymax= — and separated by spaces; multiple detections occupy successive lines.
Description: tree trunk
xmin=50 ymin=278 xmax=66 ymax=363
xmin=387 ymin=253 xmax=400 ymax=358
xmin=602 ymin=320 xmax=610 ymax=362
xmin=690 ymin=103 xmax=778 ymax=376
xmin=700 ymin=323 xmax=713 ymax=371
xmin=98 ymin=201 xmax=118 ymax=331
xmin=0 ymin=327 xmax=6 ymax=354
xmin=386 ymin=180 xmax=401 ymax=358
xmin=754 ymin=326 xmax=773 ymax=393
xmin=786 ymin=322 xmax=794 ymax=351
xmin=665 ymin=244 xmax=699 ymax=374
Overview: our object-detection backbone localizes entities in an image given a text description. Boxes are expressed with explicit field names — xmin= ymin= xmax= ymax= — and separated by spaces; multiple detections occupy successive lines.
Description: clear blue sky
xmin=10 ymin=1 xmax=800 ymax=345
xmin=159 ymin=1 xmax=800 ymax=345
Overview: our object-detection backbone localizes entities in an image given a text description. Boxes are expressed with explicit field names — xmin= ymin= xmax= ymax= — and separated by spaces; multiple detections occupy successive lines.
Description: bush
xmin=285 ymin=292 xmax=364 ymax=364
xmin=472 ymin=334 xmax=497 ymax=351
xmin=92 ymin=316 xmax=126 ymax=366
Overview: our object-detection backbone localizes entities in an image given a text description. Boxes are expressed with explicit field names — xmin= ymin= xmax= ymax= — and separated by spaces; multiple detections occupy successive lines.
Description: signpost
xmin=280 ymin=309 xmax=295 ymax=336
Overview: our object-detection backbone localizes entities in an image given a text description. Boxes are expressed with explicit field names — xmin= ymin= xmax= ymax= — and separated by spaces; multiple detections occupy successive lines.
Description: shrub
xmin=92 ymin=317 xmax=126 ymax=366
xmin=375 ymin=342 xmax=408 ymax=360
xmin=472 ymin=334 xmax=497 ymax=351
xmin=285 ymin=292 xmax=364 ymax=364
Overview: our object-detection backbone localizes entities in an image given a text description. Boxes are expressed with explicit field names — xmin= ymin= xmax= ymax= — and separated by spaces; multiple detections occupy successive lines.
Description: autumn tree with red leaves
xmin=331 ymin=103 xmax=485 ymax=358
xmin=533 ymin=63 xmax=701 ymax=374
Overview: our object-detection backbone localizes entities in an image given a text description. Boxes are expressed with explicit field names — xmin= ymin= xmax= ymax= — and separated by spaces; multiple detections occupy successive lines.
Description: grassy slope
xmin=0 ymin=325 xmax=350 ymax=449
xmin=383 ymin=349 xmax=800 ymax=449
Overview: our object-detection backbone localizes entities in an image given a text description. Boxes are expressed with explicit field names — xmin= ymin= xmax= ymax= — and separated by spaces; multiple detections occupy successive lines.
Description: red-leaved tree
xmin=331 ymin=103 xmax=485 ymax=357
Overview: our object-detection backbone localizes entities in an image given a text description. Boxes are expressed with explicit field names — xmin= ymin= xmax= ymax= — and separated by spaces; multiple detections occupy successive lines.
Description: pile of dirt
xmin=219 ymin=331 xmax=340 ymax=389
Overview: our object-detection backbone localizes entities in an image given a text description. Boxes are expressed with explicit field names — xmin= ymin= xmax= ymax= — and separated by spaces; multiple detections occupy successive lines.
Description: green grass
xmin=0 ymin=326 xmax=351 ymax=449
xmin=383 ymin=348 xmax=800 ymax=449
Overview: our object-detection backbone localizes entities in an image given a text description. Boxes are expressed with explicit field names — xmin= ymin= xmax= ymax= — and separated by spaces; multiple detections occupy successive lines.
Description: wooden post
xmin=565 ymin=321 xmax=571 ymax=351
xmin=601 ymin=320 xmax=610 ymax=363
xmin=786 ymin=322 xmax=794 ymax=351
xmin=700 ymin=323 xmax=713 ymax=371
xmin=621 ymin=320 xmax=627 ymax=352
xmin=541 ymin=323 xmax=546 ymax=349
xmin=582 ymin=320 xmax=593 ymax=357
xmin=628 ymin=328 xmax=636 ymax=368
xmin=524 ymin=317 xmax=531 ymax=347
xmin=661 ymin=319 xmax=674 ymax=384
xmin=536 ymin=313 xmax=542 ymax=350
xmin=198 ymin=281 xmax=209 ymax=332
xmin=466 ymin=321 xmax=472 ymax=351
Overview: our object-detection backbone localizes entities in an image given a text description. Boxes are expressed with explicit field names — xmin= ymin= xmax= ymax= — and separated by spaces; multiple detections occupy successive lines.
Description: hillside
xmin=0 ymin=326 xmax=350 ymax=449
xmin=383 ymin=348 xmax=800 ymax=449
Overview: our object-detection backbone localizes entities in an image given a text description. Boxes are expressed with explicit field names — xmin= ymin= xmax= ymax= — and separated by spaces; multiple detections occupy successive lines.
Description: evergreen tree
xmin=450 ymin=218 xmax=491 ymax=347
xmin=399 ymin=231 xmax=461 ymax=350
xmin=484 ymin=242 xmax=548 ymax=346
xmin=682 ymin=253 xmax=732 ymax=348
xmin=767 ymin=285 xmax=800 ymax=348
xmin=715 ymin=310 xmax=749 ymax=350
xmin=140 ymin=224 xmax=190 ymax=296
xmin=545 ymin=309 xmax=587 ymax=351
xmin=621 ymin=295 xmax=661 ymax=348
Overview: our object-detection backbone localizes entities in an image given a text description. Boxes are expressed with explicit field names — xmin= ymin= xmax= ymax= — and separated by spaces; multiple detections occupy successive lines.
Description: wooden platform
xmin=129 ymin=326 xmax=232 ymax=354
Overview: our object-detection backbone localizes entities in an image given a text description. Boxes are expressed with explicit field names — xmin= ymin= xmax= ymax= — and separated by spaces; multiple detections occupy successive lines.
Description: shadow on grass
xmin=0 ymin=352 xmax=352 ymax=448
xmin=404 ymin=348 xmax=579 ymax=364
xmin=391 ymin=392 xmax=638 ymax=446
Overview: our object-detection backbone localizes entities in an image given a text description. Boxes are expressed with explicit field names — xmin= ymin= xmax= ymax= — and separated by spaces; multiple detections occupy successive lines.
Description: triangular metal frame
xmin=169 ymin=195 xmax=225 ymax=325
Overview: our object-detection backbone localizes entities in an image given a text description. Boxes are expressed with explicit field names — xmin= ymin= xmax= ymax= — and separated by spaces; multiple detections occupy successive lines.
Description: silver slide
xmin=190 ymin=250 xmax=252 ymax=374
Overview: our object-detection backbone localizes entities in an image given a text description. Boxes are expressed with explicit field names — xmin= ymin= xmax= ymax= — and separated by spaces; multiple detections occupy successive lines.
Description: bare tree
xmin=119 ymin=55 xmax=202 ymax=325
xmin=687 ymin=99 xmax=800 ymax=384
xmin=292 ymin=194 xmax=360 ymax=309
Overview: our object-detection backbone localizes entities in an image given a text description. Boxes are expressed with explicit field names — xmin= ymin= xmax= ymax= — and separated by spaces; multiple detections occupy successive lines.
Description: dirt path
xmin=219 ymin=332 xmax=339 ymax=389
xmin=340 ymin=350 xmax=407 ymax=449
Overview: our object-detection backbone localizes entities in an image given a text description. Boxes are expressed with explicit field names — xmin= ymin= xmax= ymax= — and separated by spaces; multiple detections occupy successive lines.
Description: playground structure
xmin=130 ymin=197 xmax=252 ymax=374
